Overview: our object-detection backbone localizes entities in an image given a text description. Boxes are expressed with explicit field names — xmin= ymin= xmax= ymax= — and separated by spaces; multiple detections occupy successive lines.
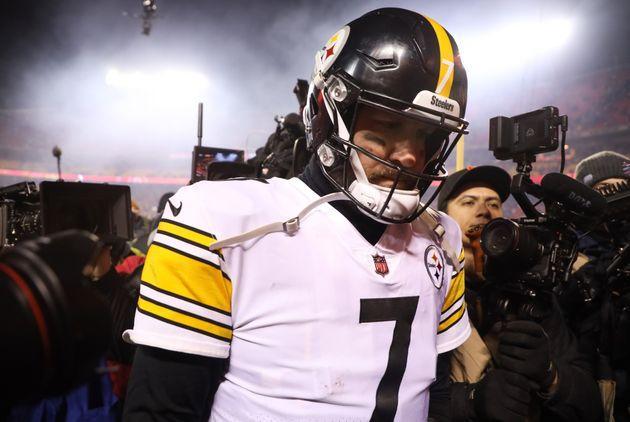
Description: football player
xmin=124 ymin=8 xmax=471 ymax=421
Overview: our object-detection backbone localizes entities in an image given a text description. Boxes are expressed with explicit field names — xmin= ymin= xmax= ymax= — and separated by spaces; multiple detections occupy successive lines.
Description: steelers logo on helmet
xmin=303 ymin=8 xmax=470 ymax=224
xmin=315 ymin=26 xmax=351 ymax=76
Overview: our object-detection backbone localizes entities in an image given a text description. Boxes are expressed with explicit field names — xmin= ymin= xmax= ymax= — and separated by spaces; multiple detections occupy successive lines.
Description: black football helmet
xmin=303 ymin=8 xmax=469 ymax=224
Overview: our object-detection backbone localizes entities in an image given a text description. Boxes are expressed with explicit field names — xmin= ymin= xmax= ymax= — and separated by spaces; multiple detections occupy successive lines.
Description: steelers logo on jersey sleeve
xmin=424 ymin=245 xmax=445 ymax=289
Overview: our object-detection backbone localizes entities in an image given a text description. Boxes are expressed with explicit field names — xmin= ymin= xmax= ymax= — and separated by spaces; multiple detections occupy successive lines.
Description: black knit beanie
xmin=574 ymin=151 xmax=630 ymax=187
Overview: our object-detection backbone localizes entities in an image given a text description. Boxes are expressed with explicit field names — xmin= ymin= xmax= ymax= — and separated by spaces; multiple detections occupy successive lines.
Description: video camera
xmin=0 ymin=230 xmax=111 ymax=403
xmin=480 ymin=106 xmax=608 ymax=319
xmin=0 ymin=180 xmax=134 ymax=405
xmin=0 ymin=180 xmax=132 ymax=248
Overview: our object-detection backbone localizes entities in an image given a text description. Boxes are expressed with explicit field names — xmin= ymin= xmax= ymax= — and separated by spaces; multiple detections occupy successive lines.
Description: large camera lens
xmin=0 ymin=231 xmax=111 ymax=402
xmin=481 ymin=218 xmax=542 ymax=269
xmin=481 ymin=219 xmax=518 ymax=257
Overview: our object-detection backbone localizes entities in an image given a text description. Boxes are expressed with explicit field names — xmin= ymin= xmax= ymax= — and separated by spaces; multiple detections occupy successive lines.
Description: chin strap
xmin=209 ymin=192 xmax=350 ymax=251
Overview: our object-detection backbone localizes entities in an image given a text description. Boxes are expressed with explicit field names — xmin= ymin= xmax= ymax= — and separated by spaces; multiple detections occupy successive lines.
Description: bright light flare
xmin=105 ymin=68 xmax=210 ymax=102
xmin=460 ymin=17 xmax=576 ymax=76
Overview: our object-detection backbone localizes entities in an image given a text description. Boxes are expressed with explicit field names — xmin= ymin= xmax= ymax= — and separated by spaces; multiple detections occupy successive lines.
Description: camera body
xmin=0 ymin=182 xmax=42 ymax=247
xmin=481 ymin=106 xmax=606 ymax=319
xmin=0 ymin=181 xmax=133 ymax=248
xmin=489 ymin=106 xmax=561 ymax=161
xmin=482 ymin=212 xmax=582 ymax=296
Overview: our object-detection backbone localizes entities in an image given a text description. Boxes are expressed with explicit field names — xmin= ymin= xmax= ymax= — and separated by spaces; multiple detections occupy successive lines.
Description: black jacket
xmin=450 ymin=275 xmax=604 ymax=421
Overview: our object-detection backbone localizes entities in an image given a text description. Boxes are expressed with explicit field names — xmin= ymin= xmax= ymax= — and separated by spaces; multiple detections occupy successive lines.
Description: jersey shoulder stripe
xmin=150 ymin=240 xmax=231 ymax=282
xmin=140 ymin=280 xmax=231 ymax=317
xmin=157 ymin=219 xmax=224 ymax=260
xmin=437 ymin=302 xmax=466 ymax=334
xmin=136 ymin=300 xmax=231 ymax=343
xmin=160 ymin=218 xmax=217 ymax=239
xmin=440 ymin=288 xmax=464 ymax=318
xmin=435 ymin=213 xmax=471 ymax=352
xmin=441 ymin=266 xmax=465 ymax=314
xmin=142 ymin=243 xmax=232 ymax=314
xmin=139 ymin=293 xmax=231 ymax=330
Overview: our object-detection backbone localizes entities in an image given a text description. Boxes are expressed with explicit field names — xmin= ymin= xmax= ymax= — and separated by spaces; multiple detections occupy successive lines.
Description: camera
xmin=481 ymin=106 xmax=607 ymax=319
xmin=0 ymin=230 xmax=111 ymax=403
xmin=0 ymin=180 xmax=133 ymax=248
xmin=0 ymin=182 xmax=42 ymax=247
xmin=0 ymin=179 xmax=135 ymax=406
xmin=489 ymin=106 xmax=564 ymax=161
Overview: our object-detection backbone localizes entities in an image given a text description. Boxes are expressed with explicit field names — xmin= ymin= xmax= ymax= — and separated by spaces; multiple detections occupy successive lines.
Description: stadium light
xmin=460 ymin=17 xmax=576 ymax=75
xmin=105 ymin=67 xmax=210 ymax=102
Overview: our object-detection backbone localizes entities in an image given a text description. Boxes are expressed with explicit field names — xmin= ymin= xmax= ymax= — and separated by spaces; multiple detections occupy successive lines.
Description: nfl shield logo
xmin=372 ymin=253 xmax=389 ymax=276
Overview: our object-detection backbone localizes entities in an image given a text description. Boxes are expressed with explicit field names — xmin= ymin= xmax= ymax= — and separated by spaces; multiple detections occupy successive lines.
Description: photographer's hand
xmin=498 ymin=320 xmax=558 ymax=393
xmin=470 ymin=369 xmax=532 ymax=421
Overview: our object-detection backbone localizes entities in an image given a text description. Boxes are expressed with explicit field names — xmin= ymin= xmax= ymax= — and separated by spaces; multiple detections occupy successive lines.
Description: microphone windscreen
xmin=541 ymin=172 xmax=607 ymax=216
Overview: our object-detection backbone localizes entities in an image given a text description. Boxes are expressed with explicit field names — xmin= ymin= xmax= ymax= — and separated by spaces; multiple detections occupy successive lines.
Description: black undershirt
xmin=123 ymin=159 xmax=450 ymax=421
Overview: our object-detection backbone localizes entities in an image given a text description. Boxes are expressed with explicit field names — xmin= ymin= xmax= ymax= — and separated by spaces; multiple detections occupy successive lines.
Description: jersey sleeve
xmin=436 ymin=215 xmax=471 ymax=354
xmin=123 ymin=184 xmax=232 ymax=358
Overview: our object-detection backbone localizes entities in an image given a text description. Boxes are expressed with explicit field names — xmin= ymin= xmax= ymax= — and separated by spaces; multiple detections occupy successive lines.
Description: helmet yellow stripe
xmin=425 ymin=16 xmax=455 ymax=98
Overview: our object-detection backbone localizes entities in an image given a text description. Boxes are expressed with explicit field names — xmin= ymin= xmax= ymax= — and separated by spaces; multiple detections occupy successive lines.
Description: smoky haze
xmin=0 ymin=0 xmax=628 ymax=179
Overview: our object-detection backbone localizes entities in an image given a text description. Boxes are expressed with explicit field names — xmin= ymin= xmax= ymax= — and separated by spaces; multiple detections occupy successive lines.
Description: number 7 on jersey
xmin=360 ymin=296 xmax=419 ymax=422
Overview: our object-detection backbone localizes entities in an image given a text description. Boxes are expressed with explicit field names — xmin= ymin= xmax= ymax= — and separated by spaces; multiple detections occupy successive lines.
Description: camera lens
xmin=481 ymin=218 xmax=542 ymax=269
xmin=481 ymin=218 xmax=518 ymax=258
xmin=0 ymin=231 xmax=111 ymax=401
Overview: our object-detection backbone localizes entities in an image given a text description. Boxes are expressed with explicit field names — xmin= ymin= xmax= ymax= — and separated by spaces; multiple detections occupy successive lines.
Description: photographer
xmin=567 ymin=150 xmax=630 ymax=421
xmin=438 ymin=165 xmax=603 ymax=421
xmin=574 ymin=151 xmax=629 ymax=192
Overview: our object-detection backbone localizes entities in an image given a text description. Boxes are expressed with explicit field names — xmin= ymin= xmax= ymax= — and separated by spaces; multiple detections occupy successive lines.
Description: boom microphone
xmin=541 ymin=172 xmax=607 ymax=216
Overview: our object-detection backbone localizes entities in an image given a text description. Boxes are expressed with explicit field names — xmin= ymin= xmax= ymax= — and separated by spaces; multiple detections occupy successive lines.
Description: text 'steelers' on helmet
xmin=303 ymin=8 xmax=469 ymax=224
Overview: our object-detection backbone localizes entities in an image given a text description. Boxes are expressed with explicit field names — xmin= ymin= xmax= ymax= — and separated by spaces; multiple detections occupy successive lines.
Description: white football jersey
xmin=124 ymin=177 xmax=469 ymax=422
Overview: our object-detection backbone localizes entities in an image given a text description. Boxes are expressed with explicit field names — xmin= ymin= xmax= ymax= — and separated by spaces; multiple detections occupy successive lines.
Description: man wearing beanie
xmin=575 ymin=150 xmax=630 ymax=190
xmin=437 ymin=166 xmax=604 ymax=421
xmin=573 ymin=150 xmax=630 ymax=421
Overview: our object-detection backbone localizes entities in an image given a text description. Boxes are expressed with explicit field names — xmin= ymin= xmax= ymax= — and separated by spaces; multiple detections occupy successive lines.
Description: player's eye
xmin=363 ymin=132 xmax=387 ymax=146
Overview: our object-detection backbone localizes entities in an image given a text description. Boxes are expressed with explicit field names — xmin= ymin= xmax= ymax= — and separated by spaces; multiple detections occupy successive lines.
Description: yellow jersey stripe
xmin=137 ymin=297 xmax=232 ymax=342
xmin=425 ymin=16 xmax=455 ymax=97
xmin=158 ymin=220 xmax=219 ymax=247
xmin=156 ymin=229 xmax=224 ymax=260
xmin=438 ymin=302 xmax=466 ymax=333
xmin=150 ymin=240 xmax=231 ymax=281
xmin=441 ymin=270 xmax=465 ymax=313
xmin=441 ymin=288 xmax=464 ymax=317
xmin=158 ymin=219 xmax=224 ymax=259
xmin=142 ymin=244 xmax=232 ymax=314
xmin=139 ymin=293 xmax=231 ymax=329
xmin=140 ymin=280 xmax=231 ymax=316
xmin=160 ymin=218 xmax=217 ymax=239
